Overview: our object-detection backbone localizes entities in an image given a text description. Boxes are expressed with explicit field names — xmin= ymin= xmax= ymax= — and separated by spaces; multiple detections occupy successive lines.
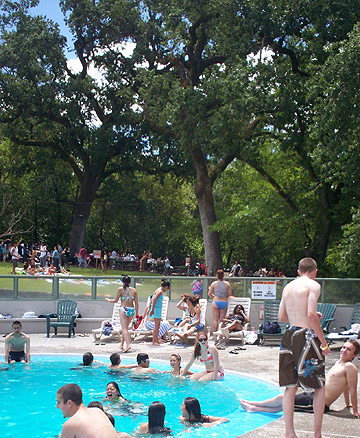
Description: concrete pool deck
xmin=1 ymin=333 xmax=358 ymax=438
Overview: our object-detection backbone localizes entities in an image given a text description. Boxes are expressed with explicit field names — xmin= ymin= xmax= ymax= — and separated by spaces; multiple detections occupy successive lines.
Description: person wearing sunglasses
xmin=180 ymin=333 xmax=225 ymax=381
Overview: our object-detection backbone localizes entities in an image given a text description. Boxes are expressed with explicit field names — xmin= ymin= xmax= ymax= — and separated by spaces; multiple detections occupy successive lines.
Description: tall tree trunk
xmin=190 ymin=145 xmax=223 ymax=276
xmin=69 ymin=174 xmax=99 ymax=256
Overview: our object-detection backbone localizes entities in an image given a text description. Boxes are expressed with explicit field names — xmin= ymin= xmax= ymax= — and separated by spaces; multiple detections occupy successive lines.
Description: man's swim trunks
xmin=294 ymin=392 xmax=330 ymax=413
xmin=279 ymin=326 xmax=325 ymax=390
xmin=8 ymin=351 xmax=26 ymax=363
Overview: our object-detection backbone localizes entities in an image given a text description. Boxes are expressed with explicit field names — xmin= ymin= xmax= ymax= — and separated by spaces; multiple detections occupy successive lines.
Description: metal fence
xmin=0 ymin=275 xmax=359 ymax=304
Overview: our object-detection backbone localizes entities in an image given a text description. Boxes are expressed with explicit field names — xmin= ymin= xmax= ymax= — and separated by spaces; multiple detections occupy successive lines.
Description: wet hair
xmin=12 ymin=320 xmax=22 ymax=328
xmin=188 ymin=296 xmax=200 ymax=307
xmin=137 ymin=353 xmax=149 ymax=365
xmin=87 ymin=401 xmax=104 ymax=410
xmin=183 ymin=397 xmax=208 ymax=423
xmin=106 ymin=412 xmax=115 ymax=427
xmin=122 ymin=275 xmax=131 ymax=289
xmin=82 ymin=352 xmax=94 ymax=366
xmin=161 ymin=279 xmax=170 ymax=289
xmin=194 ymin=332 xmax=208 ymax=359
xmin=298 ymin=258 xmax=317 ymax=274
xmin=110 ymin=352 xmax=120 ymax=365
xmin=106 ymin=381 xmax=127 ymax=401
xmin=148 ymin=401 xmax=172 ymax=434
xmin=216 ymin=270 xmax=224 ymax=280
xmin=345 ymin=339 xmax=360 ymax=356
xmin=57 ymin=383 xmax=83 ymax=406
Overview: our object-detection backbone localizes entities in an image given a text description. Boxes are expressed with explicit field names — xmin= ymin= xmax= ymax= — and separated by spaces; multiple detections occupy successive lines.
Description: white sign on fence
xmin=251 ymin=280 xmax=277 ymax=299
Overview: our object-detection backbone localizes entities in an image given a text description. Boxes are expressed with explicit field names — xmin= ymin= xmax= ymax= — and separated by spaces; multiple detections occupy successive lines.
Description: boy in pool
xmin=131 ymin=353 xmax=158 ymax=375
xmin=108 ymin=353 xmax=137 ymax=371
xmin=5 ymin=320 xmax=30 ymax=363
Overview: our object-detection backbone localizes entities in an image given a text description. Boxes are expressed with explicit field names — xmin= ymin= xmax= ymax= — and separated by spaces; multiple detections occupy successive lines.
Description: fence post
xmin=52 ymin=276 xmax=59 ymax=300
xmin=91 ymin=278 xmax=97 ymax=299
xmin=14 ymin=276 xmax=18 ymax=299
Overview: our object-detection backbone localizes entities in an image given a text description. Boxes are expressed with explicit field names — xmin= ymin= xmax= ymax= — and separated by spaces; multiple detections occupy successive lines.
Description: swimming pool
xmin=1 ymin=355 xmax=282 ymax=437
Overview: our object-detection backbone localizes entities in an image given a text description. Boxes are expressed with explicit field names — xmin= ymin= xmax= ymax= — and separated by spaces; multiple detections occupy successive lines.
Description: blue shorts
xmin=194 ymin=323 xmax=205 ymax=332
xmin=214 ymin=301 xmax=228 ymax=310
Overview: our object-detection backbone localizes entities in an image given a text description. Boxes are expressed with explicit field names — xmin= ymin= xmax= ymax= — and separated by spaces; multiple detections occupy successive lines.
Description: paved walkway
xmin=1 ymin=333 xmax=358 ymax=437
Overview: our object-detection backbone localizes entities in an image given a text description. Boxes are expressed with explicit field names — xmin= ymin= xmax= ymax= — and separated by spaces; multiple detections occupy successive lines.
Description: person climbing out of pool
xmin=173 ymin=295 xmax=205 ymax=343
xmin=105 ymin=275 xmax=139 ymax=353
xmin=180 ymin=332 xmax=225 ymax=381
xmin=103 ymin=382 xmax=128 ymax=404
xmin=208 ymin=270 xmax=232 ymax=332
xmin=5 ymin=320 xmax=30 ymax=363
xmin=56 ymin=383 xmax=126 ymax=438
xmin=131 ymin=353 xmax=159 ymax=375
xmin=139 ymin=401 xmax=172 ymax=434
xmin=108 ymin=353 xmax=137 ymax=371
xmin=163 ymin=353 xmax=194 ymax=377
xmin=240 ymin=339 xmax=360 ymax=418
xmin=179 ymin=397 xmax=229 ymax=427
xmin=148 ymin=279 xmax=171 ymax=345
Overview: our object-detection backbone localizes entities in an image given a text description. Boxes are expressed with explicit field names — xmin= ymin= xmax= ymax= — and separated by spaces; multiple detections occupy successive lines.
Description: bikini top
xmin=213 ymin=281 xmax=227 ymax=298
xmin=199 ymin=348 xmax=213 ymax=363
xmin=122 ymin=287 xmax=134 ymax=302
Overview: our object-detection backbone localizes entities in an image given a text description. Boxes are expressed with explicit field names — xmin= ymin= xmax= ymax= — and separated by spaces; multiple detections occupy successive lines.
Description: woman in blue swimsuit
xmin=208 ymin=270 xmax=232 ymax=332
xmin=149 ymin=279 xmax=170 ymax=345
xmin=105 ymin=275 xmax=139 ymax=352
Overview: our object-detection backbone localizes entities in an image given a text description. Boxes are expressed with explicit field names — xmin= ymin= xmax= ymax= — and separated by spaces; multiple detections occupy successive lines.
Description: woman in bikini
xmin=179 ymin=397 xmax=228 ymax=427
xmin=105 ymin=275 xmax=138 ymax=352
xmin=181 ymin=332 xmax=225 ymax=381
xmin=208 ymin=270 xmax=232 ymax=332
xmin=220 ymin=304 xmax=249 ymax=333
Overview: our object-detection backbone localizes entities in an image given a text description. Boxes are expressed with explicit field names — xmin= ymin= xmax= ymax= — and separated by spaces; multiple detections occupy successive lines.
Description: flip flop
xmin=101 ymin=342 xmax=106 ymax=345
xmin=95 ymin=341 xmax=100 ymax=345
xmin=235 ymin=347 xmax=246 ymax=351
xmin=229 ymin=349 xmax=239 ymax=354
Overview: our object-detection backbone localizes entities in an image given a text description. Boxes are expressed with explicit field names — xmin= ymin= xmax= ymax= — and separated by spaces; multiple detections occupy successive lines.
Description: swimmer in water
xmin=70 ymin=352 xmax=105 ymax=370
xmin=131 ymin=353 xmax=159 ymax=376
xmin=103 ymin=382 xmax=128 ymax=404
xmin=179 ymin=397 xmax=229 ymax=428
xmin=139 ymin=401 xmax=172 ymax=434
xmin=103 ymin=381 xmax=146 ymax=417
xmin=108 ymin=352 xmax=137 ymax=371
xmin=163 ymin=353 xmax=193 ymax=377
xmin=5 ymin=320 xmax=30 ymax=363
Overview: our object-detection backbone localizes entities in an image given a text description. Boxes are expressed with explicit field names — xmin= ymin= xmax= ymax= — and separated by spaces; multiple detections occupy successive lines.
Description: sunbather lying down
xmin=240 ymin=340 xmax=360 ymax=418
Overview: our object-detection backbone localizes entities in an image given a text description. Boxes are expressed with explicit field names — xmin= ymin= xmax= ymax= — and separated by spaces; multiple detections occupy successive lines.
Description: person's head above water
xmin=106 ymin=382 xmax=121 ymax=401
xmin=110 ymin=352 xmax=120 ymax=365
xmin=181 ymin=397 xmax=202 ymax=422
xmin=148 ymin=401 xmax=168 ymax=433
xmin=82 ymin=352 xmax=94 ymax=366
xmin=170 ymin=353 xmax=181 ymax=368
xmin=137 ymin=353 xmax=150 ymax=366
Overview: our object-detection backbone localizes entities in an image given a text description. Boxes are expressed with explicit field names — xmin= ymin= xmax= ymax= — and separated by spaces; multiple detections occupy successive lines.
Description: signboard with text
xmin=251 ymin=280 xmax=276 ymax=300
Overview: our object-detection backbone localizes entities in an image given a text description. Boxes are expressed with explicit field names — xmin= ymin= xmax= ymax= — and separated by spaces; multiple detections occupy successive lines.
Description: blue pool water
xmin=0 ymin=355 xmax=282 ymax=437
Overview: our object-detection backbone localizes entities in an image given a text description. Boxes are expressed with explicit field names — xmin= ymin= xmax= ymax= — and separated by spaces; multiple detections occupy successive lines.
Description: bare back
xmin=62 ymin=405 xmax=117 ymax=438
xmin=280 ymin=276 xmax=320 ymax=328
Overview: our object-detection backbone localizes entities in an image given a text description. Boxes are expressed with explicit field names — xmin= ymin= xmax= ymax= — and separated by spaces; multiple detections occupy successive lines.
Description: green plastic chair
xmin=259 ymin=300 xmax=288 ymax=345
xmin=46 ymin=300 xmax=78 ymax=338
xmin=317 ymin=303 xmax=336 ymax=333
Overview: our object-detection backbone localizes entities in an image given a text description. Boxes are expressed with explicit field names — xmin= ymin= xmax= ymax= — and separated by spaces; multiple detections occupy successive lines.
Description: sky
xmin=29 ymin=0 xmax=73 ymax=56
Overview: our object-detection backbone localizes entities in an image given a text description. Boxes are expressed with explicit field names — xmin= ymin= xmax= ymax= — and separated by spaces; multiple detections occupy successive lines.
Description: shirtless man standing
xmin=56 ymin=383 xmax=120 ymax=438
xmin=278 ymin=258 xmax=329 ymax=438
xmin=5 ymin=320 xmax=30 ymax=363
xmin=241 ymin=339 xmax=359 ymax=417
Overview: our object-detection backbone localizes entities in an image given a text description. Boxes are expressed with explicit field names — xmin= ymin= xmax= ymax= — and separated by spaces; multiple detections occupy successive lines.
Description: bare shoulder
xmin=4 ymin=333 xmax=13 ymax=342
xmin=344 ymin=361 xmax=358 ymax=374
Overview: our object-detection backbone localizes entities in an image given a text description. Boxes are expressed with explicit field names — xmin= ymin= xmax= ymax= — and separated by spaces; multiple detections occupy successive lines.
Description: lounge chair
xmin=317 ymin=302 xmax=336 ymax=333
xmin=258 ymin=299 xmax=288 ymax=345
xmin=46 ymin=299 xmax=77 ymax=338
xmin=169 ymin=298 xmax=209 ymax=344
xmin=328 ymin=302 xmax=360 ymax=344
xmin=213 ymin=297 xmax=251 ymax=344
xmin=131 ymin=296 xmax=170 ymax=341
xmin=92 ymin=302 xmax=124 ymax=342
